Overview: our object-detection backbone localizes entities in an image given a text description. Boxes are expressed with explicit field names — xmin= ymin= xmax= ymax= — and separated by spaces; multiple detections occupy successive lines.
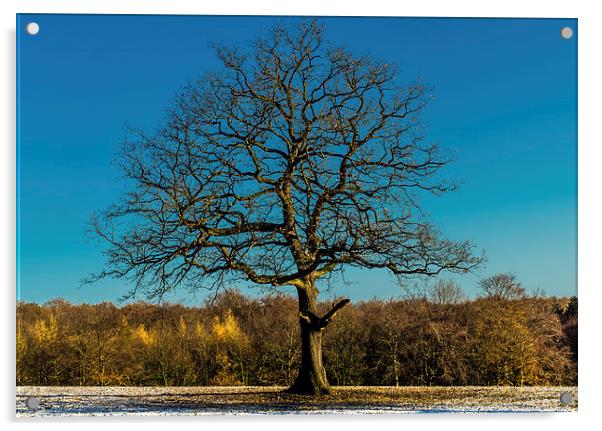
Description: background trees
xmin=466 ymin=298 xmax=573 ymax=386
xmin=323 ymin=303 xmax=369 ymax=386
xmin=16 ymin=289 xmax=577 ymax=387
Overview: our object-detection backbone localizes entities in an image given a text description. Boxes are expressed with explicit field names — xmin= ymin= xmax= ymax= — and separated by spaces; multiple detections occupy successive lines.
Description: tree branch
xmin=318 ymin=298 xmax=351 ymax=328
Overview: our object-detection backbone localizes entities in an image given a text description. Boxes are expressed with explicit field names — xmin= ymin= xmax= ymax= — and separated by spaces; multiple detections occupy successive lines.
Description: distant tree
xmin=248 ymin=294 xmax=300 ymax=385
xmin=479 ymin=273 xmax=526 ymax=300
xmin=16 ymin=324 xmax=28 ymax=385
xmin=468 ymin=297 xmax=574 ymax=386
xmin=210 ymin=309 xmax=251 ymax=385
xmin=468 ymin=299 xmax=537 ymax=385
xmin=323 ymin=304 xmax=368 ymax=386
xmin=428 ymin=279 xmax=465 ymax=304
xmin=88 ymin=20 xmax=482 ymax=394
xmin=364 ymin=300 xmax=410 ymax=386
xmin=558 ymin=296 xmax=578 ymax=363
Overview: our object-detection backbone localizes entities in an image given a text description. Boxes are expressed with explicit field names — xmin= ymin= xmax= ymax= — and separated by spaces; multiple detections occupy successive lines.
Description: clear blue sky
xmin=17 ymin=15 xmax=577 ymax=304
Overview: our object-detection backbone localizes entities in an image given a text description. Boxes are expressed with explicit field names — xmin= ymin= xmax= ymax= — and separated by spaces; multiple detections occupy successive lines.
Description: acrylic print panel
xmin=16 ymin=14 xmax=577 ymax=416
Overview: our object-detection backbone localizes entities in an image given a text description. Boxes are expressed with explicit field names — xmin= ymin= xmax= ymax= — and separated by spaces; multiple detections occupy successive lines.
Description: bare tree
xmin=479 ymin=273 xmax=526 ymax=300
xmin=428 ymin=280 xmax=465 ymax=305
xmin=89 ymin=20 xmax=482 ymax=394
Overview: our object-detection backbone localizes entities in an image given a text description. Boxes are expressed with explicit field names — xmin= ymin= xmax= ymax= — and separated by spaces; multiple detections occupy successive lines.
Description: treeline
xmin=17 ymin=286 xmax=577 ymax=387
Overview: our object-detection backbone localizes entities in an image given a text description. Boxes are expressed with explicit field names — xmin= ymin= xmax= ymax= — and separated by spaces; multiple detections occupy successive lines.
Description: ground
xmin=16 ymin=386 xmax=577 ymax=416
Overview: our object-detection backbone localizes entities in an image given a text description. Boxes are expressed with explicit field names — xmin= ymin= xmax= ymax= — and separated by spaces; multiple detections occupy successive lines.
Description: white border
xmin=2 ymin=1 xmax=601 ymax=429
xmin=0 ymin=0 xmax=589 ymax=17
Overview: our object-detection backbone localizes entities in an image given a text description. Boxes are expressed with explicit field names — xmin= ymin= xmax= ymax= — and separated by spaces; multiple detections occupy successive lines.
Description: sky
xmin=16 ymin=15 xmax=577 ymax=304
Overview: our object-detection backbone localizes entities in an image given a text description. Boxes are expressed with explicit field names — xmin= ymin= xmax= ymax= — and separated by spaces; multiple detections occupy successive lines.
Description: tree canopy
xmin=89 ymin=20 xmax=482 ymax=300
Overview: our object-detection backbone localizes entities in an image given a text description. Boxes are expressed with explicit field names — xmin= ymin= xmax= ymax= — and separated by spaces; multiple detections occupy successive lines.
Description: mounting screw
xmin=560 ymin=27 xmax=573 ymax=40
xmin=559 ymin=392 xmax=573 ymax=405
xmin=25 ymin=396 xmax=40 ymax=409
xmin=26 ymin=22 xmax=40 ymax=35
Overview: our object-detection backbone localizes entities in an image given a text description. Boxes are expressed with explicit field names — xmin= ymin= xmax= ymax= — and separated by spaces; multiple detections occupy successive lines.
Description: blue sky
xmin=17 ymin=15 xmax=577 ymax=304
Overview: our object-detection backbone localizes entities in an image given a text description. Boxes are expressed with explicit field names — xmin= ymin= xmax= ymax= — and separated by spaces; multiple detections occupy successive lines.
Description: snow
xmin=15 ymin=386 xmax=577 ymax=417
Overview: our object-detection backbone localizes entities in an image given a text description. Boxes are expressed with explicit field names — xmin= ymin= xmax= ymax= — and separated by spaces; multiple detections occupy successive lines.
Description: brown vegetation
xmin=16 ymin=290 xmax=577 ymax=387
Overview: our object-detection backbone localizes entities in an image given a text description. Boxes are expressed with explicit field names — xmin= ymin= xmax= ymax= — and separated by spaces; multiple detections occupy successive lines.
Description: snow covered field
xmin=16 ymin=386 xmax=577 ymax=417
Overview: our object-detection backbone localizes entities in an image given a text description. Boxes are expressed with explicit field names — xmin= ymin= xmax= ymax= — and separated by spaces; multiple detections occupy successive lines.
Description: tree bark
xmin=287 ymin=280 xmax=349 ymax=395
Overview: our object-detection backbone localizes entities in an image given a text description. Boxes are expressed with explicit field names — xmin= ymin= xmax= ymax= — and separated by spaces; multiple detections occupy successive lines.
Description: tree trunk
xmin=287 ymin=281 xmax=350 ymax=395
xmin=288 ymin=284 xmax=330 ymax=395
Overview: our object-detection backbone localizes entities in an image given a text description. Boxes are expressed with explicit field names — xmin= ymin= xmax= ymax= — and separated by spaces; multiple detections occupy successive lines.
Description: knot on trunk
xmin=299 ymin=298 xmax=351 ymax=330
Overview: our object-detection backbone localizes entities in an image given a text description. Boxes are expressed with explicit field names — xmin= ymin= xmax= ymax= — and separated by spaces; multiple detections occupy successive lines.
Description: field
xmin=16 ymin=386 xmax=577 ymax=416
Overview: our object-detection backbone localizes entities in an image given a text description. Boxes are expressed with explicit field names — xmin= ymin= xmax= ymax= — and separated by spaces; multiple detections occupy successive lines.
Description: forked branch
xmin=299 ymin=297 xmax=351 ymax=330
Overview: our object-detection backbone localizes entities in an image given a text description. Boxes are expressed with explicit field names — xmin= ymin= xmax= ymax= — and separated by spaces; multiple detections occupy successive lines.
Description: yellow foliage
xmin=177 ymin=316 xmax=187 ymax=337
xmin=16 ymin=329 xmax=27 ymax=384
xmin=471 ymin=304 xmax=543 ymax=385
xmin=16 ymin=330 xmax=27 ymax=356
xmin=212 ymin=309 xmax=246 ymax=343
xmin=194 ymin=321 xmax=206 ymax=339
xmin=136 ymin=324 xmax=156 ymax=346
xmin=32 ymin=315 xmax=58 ymax=343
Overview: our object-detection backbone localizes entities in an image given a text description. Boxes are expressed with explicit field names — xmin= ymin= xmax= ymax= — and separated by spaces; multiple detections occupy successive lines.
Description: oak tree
xmin=90 ymin=20 xmax=482 ymax=394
